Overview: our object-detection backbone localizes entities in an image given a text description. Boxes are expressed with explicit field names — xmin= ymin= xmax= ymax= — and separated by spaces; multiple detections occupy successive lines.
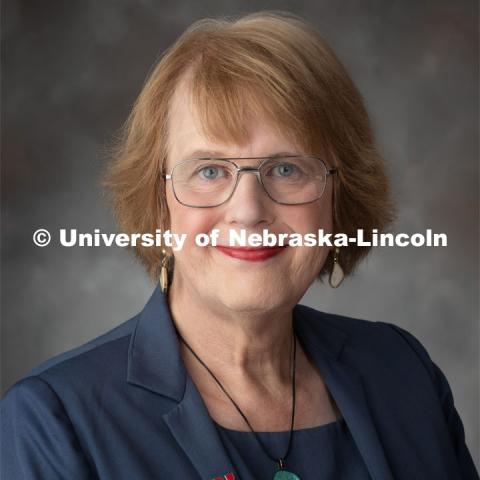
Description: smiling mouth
xmin=214 ymin=245 xmax=288 ymax=262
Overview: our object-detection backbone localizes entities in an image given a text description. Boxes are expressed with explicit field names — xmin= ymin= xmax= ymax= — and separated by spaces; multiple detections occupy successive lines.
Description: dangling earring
xmin=329 ymin=246 xmax=344 ymax=288
xmin=159 ymin=249 xmax=171 ymax=293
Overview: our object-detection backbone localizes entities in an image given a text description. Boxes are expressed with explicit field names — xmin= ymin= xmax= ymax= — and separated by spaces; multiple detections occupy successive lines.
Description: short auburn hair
xmin=103 ymin=11 xmax=395 ymax=282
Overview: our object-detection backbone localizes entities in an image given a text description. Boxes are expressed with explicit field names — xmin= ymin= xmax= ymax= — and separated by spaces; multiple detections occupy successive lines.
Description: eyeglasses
xmin=163 ymin=155 xmax=337 ymax=208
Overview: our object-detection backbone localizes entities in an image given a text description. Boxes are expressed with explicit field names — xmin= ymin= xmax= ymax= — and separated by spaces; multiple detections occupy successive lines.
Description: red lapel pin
xmin=212 ymin=473 xmax=235 ymax=480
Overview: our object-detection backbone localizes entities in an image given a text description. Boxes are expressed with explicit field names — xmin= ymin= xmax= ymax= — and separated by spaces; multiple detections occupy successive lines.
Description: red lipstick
xmin=215 ymin=246 xmax=287 ymax=262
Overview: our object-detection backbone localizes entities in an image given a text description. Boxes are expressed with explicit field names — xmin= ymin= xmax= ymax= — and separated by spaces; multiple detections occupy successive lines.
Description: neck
xmin=168 ymin=276 xmax=295 ymax=389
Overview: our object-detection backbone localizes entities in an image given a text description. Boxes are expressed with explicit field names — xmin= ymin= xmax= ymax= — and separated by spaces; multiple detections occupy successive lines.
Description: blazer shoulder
xmin=2 ymin=314 xmax=140 ymax=398
xmin=295 ymin=303 xmax=437 ymax=375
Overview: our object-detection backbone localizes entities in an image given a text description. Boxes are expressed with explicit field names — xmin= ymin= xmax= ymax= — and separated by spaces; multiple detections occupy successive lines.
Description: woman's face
xmin=165 ymin=85 xmax=334 ymax=313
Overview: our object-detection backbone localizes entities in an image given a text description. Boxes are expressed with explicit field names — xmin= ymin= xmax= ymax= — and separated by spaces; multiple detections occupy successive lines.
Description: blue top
xmin=215 ymin=416 xmax=372 ymax=479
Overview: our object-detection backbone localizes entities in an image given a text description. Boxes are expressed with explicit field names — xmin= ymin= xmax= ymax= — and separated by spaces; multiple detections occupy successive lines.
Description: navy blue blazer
xmin=1 ymin=285 xmax=478 ymax=479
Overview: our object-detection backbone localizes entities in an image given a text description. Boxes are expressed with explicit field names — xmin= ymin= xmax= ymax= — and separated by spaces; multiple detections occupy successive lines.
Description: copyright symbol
xmin=33 ymin=229 xmax=51 ymax=247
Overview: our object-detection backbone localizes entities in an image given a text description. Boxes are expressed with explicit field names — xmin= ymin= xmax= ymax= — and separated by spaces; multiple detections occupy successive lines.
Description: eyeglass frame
xmin=162 ymin=155 xmax=338 ymax=208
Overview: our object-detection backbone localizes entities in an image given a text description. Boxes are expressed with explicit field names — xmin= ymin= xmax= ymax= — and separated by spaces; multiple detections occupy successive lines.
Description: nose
xmin=222 ymin=168 xmax=274 ymax=227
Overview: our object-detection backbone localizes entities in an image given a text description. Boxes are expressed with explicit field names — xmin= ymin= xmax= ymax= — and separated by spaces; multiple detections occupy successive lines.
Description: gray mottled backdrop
xmin=2 ymin=0 xmax=478 ymax=468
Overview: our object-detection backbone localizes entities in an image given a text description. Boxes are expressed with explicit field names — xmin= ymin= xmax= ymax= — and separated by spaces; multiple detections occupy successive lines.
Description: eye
xmin=265 ymin=161 xmax=304 ymax=179
xmin=273 ymin=163 xmax=296 ymax=177
xmin=196 ymin=165 xmax=232 ymax=181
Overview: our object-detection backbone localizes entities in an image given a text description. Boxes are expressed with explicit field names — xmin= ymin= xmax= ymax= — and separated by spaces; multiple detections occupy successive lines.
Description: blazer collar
xmin=127 ymin=284 xmax=187 ymax=401
xmin=127 ymin=285 xmax=393 ymax=480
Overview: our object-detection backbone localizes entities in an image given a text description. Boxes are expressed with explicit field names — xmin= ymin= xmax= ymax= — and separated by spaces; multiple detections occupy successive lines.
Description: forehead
xmin=166 ymin=77 xmax=303 ymax=167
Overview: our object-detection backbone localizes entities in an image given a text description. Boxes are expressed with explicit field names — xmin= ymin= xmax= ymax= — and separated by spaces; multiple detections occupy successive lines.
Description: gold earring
xmin=159 ymin=249 xmax=171 ymax=293
xmin=329 ymin=247 xmax=344 ymax=288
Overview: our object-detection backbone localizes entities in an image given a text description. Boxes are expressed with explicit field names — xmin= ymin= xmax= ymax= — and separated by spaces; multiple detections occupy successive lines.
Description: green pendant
xmin=273 ymin=471 xmax=300 ymax=480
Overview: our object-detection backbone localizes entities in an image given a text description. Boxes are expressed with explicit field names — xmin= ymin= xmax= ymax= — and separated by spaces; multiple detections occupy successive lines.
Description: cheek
xmin=288 ymin=244 xmax=330 ymax=287
xmin=166 ymin=192 xmax=218 ymax=247
xmin=285 ymin=201 xmax=333 ymax=277
xmin=283 ymin=201 xmax=333 ymax=236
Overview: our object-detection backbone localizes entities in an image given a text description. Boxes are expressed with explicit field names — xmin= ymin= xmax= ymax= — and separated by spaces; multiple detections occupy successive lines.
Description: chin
xmin=212 ymin=280 xmax=289 ymax=313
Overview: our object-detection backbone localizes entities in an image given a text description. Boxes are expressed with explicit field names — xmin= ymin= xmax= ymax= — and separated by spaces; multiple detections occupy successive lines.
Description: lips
xmin=215 ymin=245 xmax=287 ymax=262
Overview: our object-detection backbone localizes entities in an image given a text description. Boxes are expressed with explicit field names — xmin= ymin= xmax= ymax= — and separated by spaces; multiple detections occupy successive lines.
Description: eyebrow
xmin=181 ymin=150 xmax=301 ymax=160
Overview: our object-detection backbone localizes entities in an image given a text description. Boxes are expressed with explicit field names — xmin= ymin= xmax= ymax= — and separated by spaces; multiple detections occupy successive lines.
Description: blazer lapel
xmin=163 ymin=375 xmax=237 ymax=480
xmin=127 ymin=285 xmax=238 ymax=479
xmin=294 ymin=305 xmax=394 ymax=480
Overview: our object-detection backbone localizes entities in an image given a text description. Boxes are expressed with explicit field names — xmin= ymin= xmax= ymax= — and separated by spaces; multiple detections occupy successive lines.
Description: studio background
xmin=2 ymin=0 xmax=478 ymax=468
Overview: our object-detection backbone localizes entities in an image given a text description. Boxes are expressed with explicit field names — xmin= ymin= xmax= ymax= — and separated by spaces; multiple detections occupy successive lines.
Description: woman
xmin=1 ymin=11 xmax=477 ymax=480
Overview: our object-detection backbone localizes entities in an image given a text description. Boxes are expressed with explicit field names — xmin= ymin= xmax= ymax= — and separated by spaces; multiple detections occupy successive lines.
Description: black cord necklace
xmin=172 ymin=319 xmax=301 ymax=480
